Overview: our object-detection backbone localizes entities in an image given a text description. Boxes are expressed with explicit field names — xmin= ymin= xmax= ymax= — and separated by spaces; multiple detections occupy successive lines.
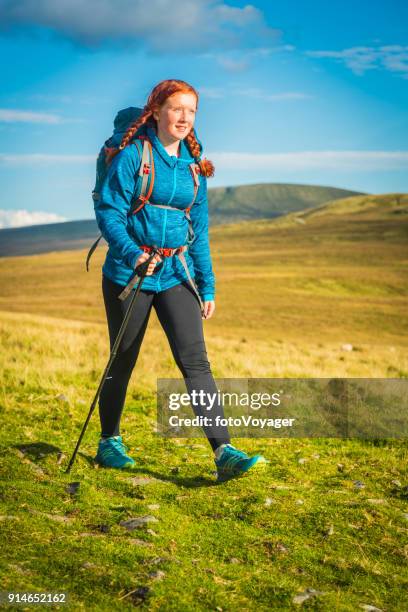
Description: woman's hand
xmin=202 ymin=300 xmax=215 ymax=320
xmin=135 ymin=252 xmax=162 ymax=276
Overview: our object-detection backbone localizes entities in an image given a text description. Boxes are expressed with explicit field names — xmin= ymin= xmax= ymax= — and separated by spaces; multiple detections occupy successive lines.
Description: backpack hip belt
xmin=140 ymin=245 xmax=186 ymax=257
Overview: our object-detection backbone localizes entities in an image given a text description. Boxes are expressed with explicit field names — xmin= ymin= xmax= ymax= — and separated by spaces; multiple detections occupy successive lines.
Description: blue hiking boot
xmin=215 ymin=444 xmax=268 ymax=482
xmin=94 ymin=435 xmax=136 ymax=470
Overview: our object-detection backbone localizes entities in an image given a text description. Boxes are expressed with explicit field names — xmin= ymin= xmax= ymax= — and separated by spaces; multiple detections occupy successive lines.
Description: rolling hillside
xmin=0 ymin=182 xmax=364 ymax=257
xmin=0 ymin=192 xmax=406 ymax=349
xmin=217 ymin=192 xmax=408 ymax=238
xmin=208 ymin=182 xmax=364 ymax=224
xmin=270 ymin=192 xmax=408 ymax=228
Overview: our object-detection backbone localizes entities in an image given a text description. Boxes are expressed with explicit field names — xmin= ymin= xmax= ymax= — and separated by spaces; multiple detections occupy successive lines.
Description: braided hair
xmin=105 ymin=79 xmax=215 ymax=178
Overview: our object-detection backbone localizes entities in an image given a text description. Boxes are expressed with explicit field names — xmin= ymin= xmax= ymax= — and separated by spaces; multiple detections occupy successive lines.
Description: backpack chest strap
xmin=131 ymin=153 xmax=200 ymax=217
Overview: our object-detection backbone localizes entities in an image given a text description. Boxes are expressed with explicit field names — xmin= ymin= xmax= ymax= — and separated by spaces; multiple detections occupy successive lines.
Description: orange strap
xmin=131 ymin=137 xmax=155 ymax=214
xmin=144 ymin=140 xmax=155 ymax=201
xmin=139 ymin=245 xmax=186 ymax=257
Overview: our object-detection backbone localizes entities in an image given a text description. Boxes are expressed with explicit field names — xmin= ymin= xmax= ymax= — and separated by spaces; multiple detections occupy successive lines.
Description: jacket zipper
xmin=167 ymin=164 xmax=177 ymax=205
xmin=156 ymin=163 xmax=177 ymax=291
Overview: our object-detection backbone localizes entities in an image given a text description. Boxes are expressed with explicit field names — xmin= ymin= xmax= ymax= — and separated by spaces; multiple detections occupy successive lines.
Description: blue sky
xmin=0 ymin=0 xmax=407 ymax=227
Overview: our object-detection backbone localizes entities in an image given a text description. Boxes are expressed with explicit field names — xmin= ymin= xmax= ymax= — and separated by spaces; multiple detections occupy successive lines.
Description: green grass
xmin=1 ymin=361 xmax=407 ymax=611
xmin=1 ymin=193 xmax=408 ymax=610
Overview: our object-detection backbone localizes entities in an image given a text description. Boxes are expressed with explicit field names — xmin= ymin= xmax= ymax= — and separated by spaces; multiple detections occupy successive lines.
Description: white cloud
xmin=305 ymin=45 xmax=408 ymax=78
xmin=0 ymin=0 xmax=277 ymax=52
xmin=201 ymin=43 xmax=292 ymax=72
xmin=30 ymin=94 xmax=74 ymax=105
xmin=0 ymin=209 xmax=67 ymax=229
xmin=199 ymin=87 xmax=225 ymax=99
xmin=217 ymin=56 xmax=250 ymax=72
xmin=232 ymin=88 xmax=312 ymax=101
xmin=199 ymin=86 xmax=311 ymax=101
xmin=266 ymin=92 xmax=312 ymax=101
xmin=30 ymin=93 xmax=110 ymax=106
xmin=2 ymin=149 xmax=406 ymax=173
xmin=0 ymin=153 xmax=95 ymax=165
xmin=0 ymin=108 xmax=63 ymax=124
xmin=245 ymin=44 xmax=296 ymax=57
xmin=208 ymin=150 xmax=408 ymax=171
xmin=3 ymin=150 xmax=405 ymax=173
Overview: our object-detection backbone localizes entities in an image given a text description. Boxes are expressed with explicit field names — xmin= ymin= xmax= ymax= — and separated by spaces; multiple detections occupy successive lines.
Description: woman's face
xmin=153 ymin=92 xmax=197 ymax=142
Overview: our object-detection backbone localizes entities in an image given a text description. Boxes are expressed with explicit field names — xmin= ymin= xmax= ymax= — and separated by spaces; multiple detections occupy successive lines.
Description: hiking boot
xmin=215 ymin=444 xmax=268 ymax=482
xmin=94 ymin=435 xmax=136 ymax=469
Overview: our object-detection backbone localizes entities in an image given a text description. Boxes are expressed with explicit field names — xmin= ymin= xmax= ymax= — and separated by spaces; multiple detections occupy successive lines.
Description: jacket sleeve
xmin=94 ymin=145 xmax=143 ymax=270
xmin=188 ymin=174 xmax=215 ymax=301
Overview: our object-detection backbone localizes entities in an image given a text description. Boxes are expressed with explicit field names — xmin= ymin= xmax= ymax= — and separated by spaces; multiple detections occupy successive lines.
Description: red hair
xmin=106 ymin=79 xmax=215 ymax=178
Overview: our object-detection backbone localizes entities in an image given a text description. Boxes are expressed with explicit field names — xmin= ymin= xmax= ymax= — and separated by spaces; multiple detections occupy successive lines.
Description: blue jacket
xmin=94 ymin=124 xmax=215 ymax=301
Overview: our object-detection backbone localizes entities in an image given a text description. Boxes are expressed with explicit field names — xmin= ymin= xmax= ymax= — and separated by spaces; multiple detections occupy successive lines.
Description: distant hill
xmin=0 ymin=182 xmax=365 ymax=257
xmin=208 ymin=182 xmax=365 ymax=224
xmin=0 ymin=219 xmax=99 ymax=258
xmin=212 ymin=193 xmax=408 ymax=244
xmin=267 ymin=192 xmax=408 ymax=229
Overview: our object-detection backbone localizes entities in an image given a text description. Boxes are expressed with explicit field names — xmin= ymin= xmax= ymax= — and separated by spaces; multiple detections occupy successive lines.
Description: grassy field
xmin=0 ymin=193 xmax=407 ymax=610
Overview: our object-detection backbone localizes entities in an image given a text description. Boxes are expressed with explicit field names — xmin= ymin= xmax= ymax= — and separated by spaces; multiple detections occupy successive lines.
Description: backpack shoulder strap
xmin=188 ymin=163 xmax=200 ymax=201
xmin=130 ymin=137 xmax=155 ymax=215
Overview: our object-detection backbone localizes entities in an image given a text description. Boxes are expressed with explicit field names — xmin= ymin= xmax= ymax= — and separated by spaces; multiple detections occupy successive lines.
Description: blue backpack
xmin=87 ymin=107 xmax=150 ymax=270
xmin=86 ymin=107 xmax=200 ymax=273
xmin=92 ymin=107 xmax=144 ymax=202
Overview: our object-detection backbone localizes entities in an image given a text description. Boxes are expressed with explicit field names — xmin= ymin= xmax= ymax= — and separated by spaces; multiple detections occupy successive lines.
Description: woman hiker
xmin=93 ymin=78 xmax=267 ymax=481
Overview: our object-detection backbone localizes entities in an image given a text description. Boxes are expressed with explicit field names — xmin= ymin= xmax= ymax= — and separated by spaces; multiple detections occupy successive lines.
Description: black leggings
xmin=98 ymin=274 xmax=231 ymax=452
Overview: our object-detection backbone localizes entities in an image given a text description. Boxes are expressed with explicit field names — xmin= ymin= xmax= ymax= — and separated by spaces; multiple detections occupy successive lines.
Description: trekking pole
xmin=65 ymin=249 xmax=160 ymax=473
